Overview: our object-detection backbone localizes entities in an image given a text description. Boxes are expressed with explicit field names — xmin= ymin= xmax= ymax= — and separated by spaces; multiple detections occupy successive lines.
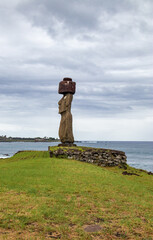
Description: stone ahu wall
xmin=48 ymin=146 xmax=127 ymax=167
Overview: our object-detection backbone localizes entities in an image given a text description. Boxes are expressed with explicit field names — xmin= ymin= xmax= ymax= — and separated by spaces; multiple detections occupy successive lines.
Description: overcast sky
xmin=0 ymin=0 xmax=153 ymax=141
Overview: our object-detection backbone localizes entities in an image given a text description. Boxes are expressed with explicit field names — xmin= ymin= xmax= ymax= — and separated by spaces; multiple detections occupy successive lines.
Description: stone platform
xmin=48 ymin=146 xmax=127 ymax=167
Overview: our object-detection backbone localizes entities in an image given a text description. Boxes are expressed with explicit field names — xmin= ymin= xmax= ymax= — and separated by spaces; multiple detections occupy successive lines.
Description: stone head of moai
xmin=58 ymin=78 xmax=76 ymax=146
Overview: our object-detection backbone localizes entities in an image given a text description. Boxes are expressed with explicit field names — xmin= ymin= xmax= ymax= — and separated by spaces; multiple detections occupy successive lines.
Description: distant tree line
xmin=0 ymin=135 xmax=59 ymax=142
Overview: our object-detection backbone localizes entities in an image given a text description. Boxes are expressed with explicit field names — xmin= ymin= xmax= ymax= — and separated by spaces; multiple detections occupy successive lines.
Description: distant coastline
xmin=0 ymin=135 xmax=59 ymax=142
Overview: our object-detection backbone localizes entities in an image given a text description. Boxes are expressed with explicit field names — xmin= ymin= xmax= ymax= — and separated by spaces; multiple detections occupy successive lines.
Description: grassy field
xmin=0 ymin=150 xmax=152 ymax=239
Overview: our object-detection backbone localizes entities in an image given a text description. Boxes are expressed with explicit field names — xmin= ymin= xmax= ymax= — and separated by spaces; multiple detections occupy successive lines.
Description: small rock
xmin=122 ymin=171 xmax=140 ymax=176
xmin=84 ymin=224 xmax=102 ymax=233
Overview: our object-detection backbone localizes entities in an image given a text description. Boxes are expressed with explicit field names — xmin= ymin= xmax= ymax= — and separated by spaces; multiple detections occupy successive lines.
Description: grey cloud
xmin=18 ymin=0 xmax=101 ymax=33
xmin=17 ymin=0 xmax=153 ymax=39
xmin=17 ymin=0 xmax=140 ymax=43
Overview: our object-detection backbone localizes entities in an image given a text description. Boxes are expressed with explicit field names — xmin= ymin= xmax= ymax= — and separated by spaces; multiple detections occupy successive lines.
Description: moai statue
xmin=58 ymin=78 xmax=76 ymax=146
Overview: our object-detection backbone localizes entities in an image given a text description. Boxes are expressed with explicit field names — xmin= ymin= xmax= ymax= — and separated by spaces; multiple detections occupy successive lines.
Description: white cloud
xmin=0 ymin=0 xmax=152 ymax=140
xmin=74 ymin=115 xmax=153 ymax=141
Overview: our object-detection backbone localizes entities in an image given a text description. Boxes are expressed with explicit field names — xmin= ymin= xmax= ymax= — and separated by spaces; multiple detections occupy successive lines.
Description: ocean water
xmin=77 ymin=141 xmax=153 ymax=172
xmin=0 ymin=141 xmax=153 ymax=172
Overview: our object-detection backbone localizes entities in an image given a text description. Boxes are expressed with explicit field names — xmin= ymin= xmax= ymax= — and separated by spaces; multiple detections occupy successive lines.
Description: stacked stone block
xmin=49 ymin=147 xmax=127 ymax=167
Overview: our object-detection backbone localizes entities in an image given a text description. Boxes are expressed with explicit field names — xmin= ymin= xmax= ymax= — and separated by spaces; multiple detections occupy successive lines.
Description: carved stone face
xmin=58 ymin=95 xmax=67 ymax=114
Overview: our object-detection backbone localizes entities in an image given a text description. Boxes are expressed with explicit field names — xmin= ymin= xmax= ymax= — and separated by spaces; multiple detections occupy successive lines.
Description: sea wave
xmin=0 ymin=154 xmax=10 ymax=159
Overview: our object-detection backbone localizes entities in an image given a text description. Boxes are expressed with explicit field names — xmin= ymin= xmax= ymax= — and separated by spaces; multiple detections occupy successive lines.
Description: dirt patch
xmin=0 ymin=228 xmax=42 ymax=239
xmin=46 ymin=231 xmax=61 ymax=239
xmin=115 ymin=231 xmax=127 ymax=238
xmin=95 ymin=217 xmax=105 ymax=223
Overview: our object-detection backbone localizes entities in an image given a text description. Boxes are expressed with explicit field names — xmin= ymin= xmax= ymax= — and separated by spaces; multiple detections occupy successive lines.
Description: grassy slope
xmin=0 ymin=151 xmax=152 ymax=240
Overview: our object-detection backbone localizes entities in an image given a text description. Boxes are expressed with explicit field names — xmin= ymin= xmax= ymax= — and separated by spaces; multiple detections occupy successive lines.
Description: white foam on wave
xmin=0 ymin=154 xmax=10 ymax=159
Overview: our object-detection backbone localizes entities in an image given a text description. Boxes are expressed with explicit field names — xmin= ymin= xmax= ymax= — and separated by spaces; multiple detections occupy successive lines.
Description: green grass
xmin=0 ymin=150 xmax=152 ymax=239
xmin=48 ymin=146 xmax=112 ymax=152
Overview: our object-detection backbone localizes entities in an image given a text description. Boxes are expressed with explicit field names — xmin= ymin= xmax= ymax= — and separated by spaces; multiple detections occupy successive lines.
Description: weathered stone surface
xmin=58 ymin=78 xmax=76 ymax=95
xmin=48 ymin=146 xmax=127 ymax=167
xmin=58 ymin=93 xmax=74 ymax=144
xmin=58 ymin=77 xmax=76 ymax=145
xmin=122 ymin=171 xmax=140 ymax=176
xmin=84 ymin=224 xmax=102 ymax=232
